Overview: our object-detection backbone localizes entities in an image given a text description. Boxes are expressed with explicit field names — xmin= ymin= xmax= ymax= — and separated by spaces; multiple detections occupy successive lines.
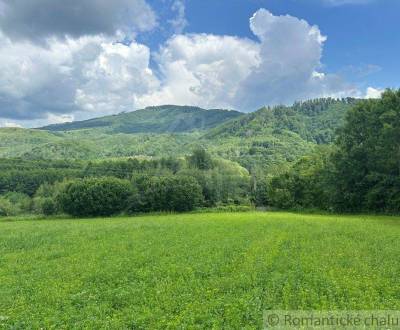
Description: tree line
xmin=0 ymin=149 xmax=252 ymax=216
xmin=0 ymin=90 xmax=398 ymax=216
xmin=267 ymin=90 xmax=400 ymax=214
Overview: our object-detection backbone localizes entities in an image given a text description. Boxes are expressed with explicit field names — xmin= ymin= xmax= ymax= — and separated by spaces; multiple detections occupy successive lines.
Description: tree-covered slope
xmin=0 ymin=99 xmax=359 ymax=172
xmin=40 ymin=105 xmax=243 ymax=133
xmin=206 ymin=98 xmax=358 ymax=144
xmin=0 ymin=128 xmax=201 ymax=160
xmin=201 ymin=98 xmax=358 ymax=172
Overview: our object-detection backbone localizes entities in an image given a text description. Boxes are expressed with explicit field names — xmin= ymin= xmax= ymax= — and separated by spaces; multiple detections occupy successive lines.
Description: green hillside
xmin=40 ymin=105 xmax=243 ymax=134
xmin=0 ymin=99 xmax=357 ymax=172
xmin=206 ymin=98 xmax=357 ymax=144
xmin=0 ymin=128 xmax=200 ymax=160
xmin=202 ymin=98 xmax=358 ymax=171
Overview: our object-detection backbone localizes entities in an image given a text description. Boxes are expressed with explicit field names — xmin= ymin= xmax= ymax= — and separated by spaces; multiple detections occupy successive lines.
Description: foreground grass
xmin=0 ymin=212 xmax=399 ymax=328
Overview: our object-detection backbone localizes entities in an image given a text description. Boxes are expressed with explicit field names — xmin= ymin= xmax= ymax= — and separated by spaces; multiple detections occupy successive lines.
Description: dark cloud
xmin=0 ymin=0 xmax=157 ymax=42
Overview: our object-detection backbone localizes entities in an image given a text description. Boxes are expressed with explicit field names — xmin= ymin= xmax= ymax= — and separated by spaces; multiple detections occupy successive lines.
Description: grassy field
xmin=0 ymin=212 xmax=399 ymax=329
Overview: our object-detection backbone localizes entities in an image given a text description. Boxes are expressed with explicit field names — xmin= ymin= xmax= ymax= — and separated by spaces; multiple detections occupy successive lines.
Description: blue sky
xmin=182 ymin=0 xmax=399 ymax=89
xmin=0 ymin=0 xmax=398 ymax=127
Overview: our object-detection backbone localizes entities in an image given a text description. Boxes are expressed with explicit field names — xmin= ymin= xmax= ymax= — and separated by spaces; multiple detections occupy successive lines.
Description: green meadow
xmin=0 ymin=212 xmax=399 ymax=329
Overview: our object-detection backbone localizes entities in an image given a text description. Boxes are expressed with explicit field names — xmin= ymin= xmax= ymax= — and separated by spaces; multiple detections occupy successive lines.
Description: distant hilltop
xmin=38 ymin=105 xmax=243 ymax=134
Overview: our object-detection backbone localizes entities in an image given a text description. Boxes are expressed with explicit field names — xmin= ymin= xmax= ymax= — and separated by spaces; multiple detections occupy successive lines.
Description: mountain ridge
xmin=205 ymin=98 xmax=358 ymax=144
xmin=39 ymin=105 xmax=243 ymax=134
xmin=0 ymin=98 xmax=360 ymax=172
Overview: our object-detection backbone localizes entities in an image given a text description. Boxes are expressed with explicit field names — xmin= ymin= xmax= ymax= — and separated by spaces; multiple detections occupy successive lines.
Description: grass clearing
xmin=0 ymin=212 xmax=399 ymax=328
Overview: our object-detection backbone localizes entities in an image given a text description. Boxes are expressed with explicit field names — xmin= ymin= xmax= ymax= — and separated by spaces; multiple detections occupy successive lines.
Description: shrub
xmin=179 ymin=159 xmax=251 ymax=207
xmin=131 ymin=175 xmax=203 ymax=212
xmin=33 ymin=197 xmax=58 ymax=216
xmin=0 ymin=192 xmax=32 ymax=216
xmin=41 ymin=198 xmax=57 ymax=216
xmin=58 ymin=177 xmax=134 ymax=217
xmin=0 ymin=198 xmax=12 ymax=216
xmin=33 ymin=181 xmax=68 ymax=215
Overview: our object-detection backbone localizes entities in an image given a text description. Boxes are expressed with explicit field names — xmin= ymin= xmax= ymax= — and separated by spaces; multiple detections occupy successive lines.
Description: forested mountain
xmin=206 ymin=98 xmax=357 ymax=144
xmin=0 ymin=98 xmax=357 ymax=172
xmin=40 ymin=105 xmax=243 ymax=133
xmin=4 ymin=93 xmax=397 ymax=216
xmin=202 ymin=98 xmax=358 ymax=172
xmin=267 ymin=90 xmax=400 ymax=213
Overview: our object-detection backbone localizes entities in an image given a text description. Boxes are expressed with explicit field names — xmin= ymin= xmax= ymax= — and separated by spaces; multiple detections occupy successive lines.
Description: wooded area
xmin=0 ymin=90 xmax=398 ymax=216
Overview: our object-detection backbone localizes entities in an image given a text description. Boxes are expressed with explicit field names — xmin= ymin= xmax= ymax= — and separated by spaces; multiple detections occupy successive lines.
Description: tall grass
xmin=0 ymin=212 xmax=399 ymax=328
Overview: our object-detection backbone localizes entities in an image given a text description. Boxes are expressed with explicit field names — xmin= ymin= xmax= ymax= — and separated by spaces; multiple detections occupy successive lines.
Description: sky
xmin=0 ymin=0 xmax=398 ymax=128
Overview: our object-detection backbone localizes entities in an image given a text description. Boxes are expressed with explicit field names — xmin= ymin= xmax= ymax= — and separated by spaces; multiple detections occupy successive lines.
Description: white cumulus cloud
xmin=365 ymin=87 xmax=384 ymax=99
xmin=0 ymin=6 xmax=361 ymax=127
xmin=0 ymin=31 xmax=160 ymax=123
xmin=136 ymin=9 xmax=356 ymax=111
xmin=135 ymin=34 xmax=260 ymax=109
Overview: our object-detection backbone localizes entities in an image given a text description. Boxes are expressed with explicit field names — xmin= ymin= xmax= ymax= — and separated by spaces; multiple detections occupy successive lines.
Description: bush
xmin=179 ymin=159 xmax=251 ymax=207
xmin=267 ymin=149 xmax=333 ymax=210
xmin=33 ymin=181 xmax=68 ymax=215
xmin=0 ymin=198 xmax=12 ymax=216
xmin=41 ymin=198 xmax=57 ymax=215
xmin=58 ymin=177 xmax=134 ymax=217
xmin=33 ymin=197 xmax=58 ymax=216
xmin=131 ymin=175 xmax=203 ymax=212
xmin=0 ymin=192 xmax=32 ymax=216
